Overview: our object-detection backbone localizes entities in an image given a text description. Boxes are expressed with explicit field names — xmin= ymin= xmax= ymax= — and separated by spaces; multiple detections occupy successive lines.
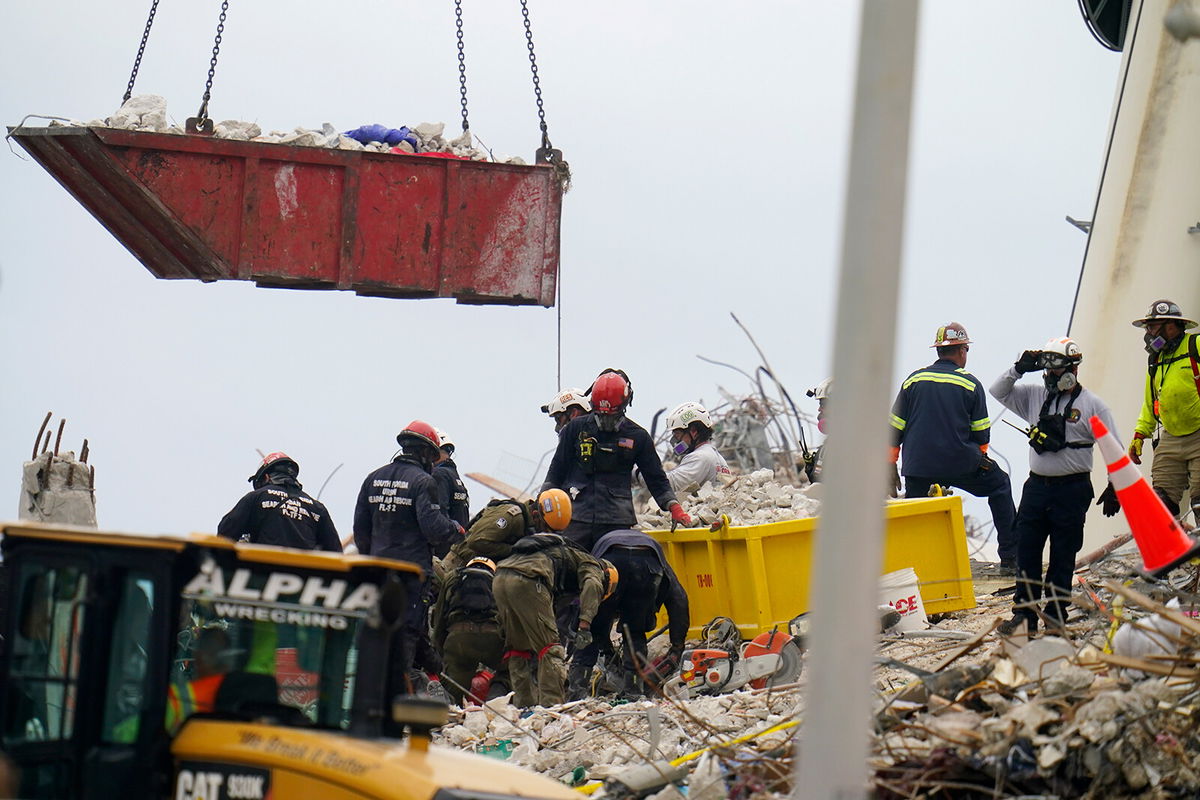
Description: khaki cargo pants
xmin=1152 ymin=428 xmax=1200 ymax=513
xmin=492 ymin=570 xmax=566 ymax=707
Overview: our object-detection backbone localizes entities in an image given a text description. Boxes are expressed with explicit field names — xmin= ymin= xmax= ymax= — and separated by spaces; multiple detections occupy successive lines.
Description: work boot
xmin=997 ymin=615 xmax=1036 ymax=639
xmin=566 ymin=661 xmax=592 ymax=701
xmin=620 ymin=670 xmax=646 ymax=701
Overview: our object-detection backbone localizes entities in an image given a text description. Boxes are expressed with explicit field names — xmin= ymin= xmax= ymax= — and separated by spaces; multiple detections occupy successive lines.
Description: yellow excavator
xmin=0 ymin=521 xmax=574 ymax=799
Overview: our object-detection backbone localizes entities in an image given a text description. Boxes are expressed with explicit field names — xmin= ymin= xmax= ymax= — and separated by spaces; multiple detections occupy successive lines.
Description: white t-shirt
xmin=666 ymin=442 xmax=732 ymax=494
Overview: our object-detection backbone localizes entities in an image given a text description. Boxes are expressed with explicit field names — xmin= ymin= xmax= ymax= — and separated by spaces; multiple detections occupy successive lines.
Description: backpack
xmin=451 ymin=566 xmax=497 ymax=621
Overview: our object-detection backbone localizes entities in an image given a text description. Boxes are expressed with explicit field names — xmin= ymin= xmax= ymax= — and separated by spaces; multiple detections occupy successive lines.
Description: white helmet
xmin=667 ymin=402 xmax=713 ymax=432
xmin=541 ymin=388 xmax=591 ymax=416
xmin=435 ymin=428 xmax=456 ymax=453
xmin=1039 ymin=337 xmax=1083 ymax=369
xmin=807 ymin=377 xmax=833 ymax=401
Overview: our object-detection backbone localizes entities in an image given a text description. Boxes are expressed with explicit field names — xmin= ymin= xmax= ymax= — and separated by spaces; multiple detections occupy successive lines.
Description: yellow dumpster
xmin=646 ymin=495 xmax=976 ymax=639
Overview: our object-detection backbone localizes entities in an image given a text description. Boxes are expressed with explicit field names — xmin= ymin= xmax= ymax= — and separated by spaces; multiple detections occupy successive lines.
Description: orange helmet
xmin=537 ymin=488 xmax=572 ymax=531
xmin=590 ymin=369 xmax=632 ymax=415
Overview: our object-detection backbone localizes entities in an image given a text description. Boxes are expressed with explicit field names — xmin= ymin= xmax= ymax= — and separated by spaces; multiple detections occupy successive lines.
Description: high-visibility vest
xmin=165 ymin=673 xmax=225 ymax=733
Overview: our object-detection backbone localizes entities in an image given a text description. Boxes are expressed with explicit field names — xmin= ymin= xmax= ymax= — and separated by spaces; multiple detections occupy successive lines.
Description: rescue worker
xmin=541 ymin=387 xmax=592 ymax=434
xmin=663 ymin=402 xmax=731 ymax=495
xmin=568 ymin=529 xmax=690 ymax=699
xmin=891 ymin=323 xmax=1017 ymax=570
xmin=542 ymin=369 xmax=690 ymax=549
xmin=166 ymin=626 xmax=232 ymax=733
xmin=217 ymin=452 xmax=342 ymax=551
xmin=431 ymin=557 xmax=503 ymax=705
xmin=353 ymin=420 xmax=464 ymax=703
xmin=804 ymin=377 xmax=833 ymax=483
xmin=492 ymin=533 xmax=610 ymax=707
xmin=441 ymin=488 xmax=572 ymax=574
xmin=991 ymin=338 xmax=1120 ymax=636
xmin=1129 ymin=299 xmax=1200 ymax=516
xmin=432 ymin=428 xmax=471 ymax=556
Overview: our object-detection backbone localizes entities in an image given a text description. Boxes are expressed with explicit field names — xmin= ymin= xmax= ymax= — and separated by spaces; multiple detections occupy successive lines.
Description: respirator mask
xmin=596 ymin=413 xmax=624 ymax=432
xmin=671 ymin=431 xmax=690 ymax=456
xmin=1144 ymin=330 xmax=1181 ymax=355
xmin=1043 ymin=369 xmax=1078 ymax=393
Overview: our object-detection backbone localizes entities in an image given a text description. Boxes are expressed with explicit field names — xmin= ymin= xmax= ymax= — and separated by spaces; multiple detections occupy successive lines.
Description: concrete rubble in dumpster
xmin=48 ymin=94 xmax=528 ymax=164
xmin=433 ymin=546 xmax=1200 ymax=798
xmin=636 ymin=468 xmax=822 ymax=530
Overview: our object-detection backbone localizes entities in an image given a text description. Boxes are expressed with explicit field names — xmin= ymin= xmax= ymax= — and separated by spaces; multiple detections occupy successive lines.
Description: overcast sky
xmin=1 ymin=2 xmax=1120 ymax=542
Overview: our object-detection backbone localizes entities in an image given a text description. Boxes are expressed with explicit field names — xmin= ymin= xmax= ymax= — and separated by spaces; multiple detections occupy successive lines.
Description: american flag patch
xmin=618 ymin=438 xmax=634 ymax=448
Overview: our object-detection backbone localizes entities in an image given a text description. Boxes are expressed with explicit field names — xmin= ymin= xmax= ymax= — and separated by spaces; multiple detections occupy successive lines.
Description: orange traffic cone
xmin=1091 ymin=415 xmax=1200 ymax=575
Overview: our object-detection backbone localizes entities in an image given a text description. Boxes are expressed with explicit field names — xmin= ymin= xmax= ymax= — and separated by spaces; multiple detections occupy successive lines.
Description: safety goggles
xmin=1036 ymin=352 xmax=1075 ymax=370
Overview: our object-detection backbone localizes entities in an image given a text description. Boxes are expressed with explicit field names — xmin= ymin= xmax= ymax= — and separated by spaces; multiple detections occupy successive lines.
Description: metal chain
xmin=519 ymin=0 xmax=550 ymax=150
xmin=455 ymin=0 xmax=470 ymax=132
xmin=196 ymin=0 xmax=231 ymax=125
xmin=123 ymin=0 xmax=162 ymax=104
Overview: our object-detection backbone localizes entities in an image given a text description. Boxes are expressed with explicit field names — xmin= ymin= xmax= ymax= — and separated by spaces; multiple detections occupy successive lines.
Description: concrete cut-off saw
xmin=665 ymin=616 xmax=804 ymax=697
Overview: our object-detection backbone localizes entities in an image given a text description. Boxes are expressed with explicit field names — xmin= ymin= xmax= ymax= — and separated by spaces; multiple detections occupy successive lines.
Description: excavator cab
xmin=0 ymin=522 xmax=574 ymax=800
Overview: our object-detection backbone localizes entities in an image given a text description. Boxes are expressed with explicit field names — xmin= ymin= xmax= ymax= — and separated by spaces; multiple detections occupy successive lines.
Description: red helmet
xmin=590 ymin=370 xmax=632 ymax=415
xmin=249 ymin=452 xmax=298 ymax=485
xmin=396 ymin=420 xmax=440 ymax=450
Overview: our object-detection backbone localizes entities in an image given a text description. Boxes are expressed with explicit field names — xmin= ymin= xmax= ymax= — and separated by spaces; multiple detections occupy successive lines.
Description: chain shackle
xmin=455 ymin=0 xmax=470 ymax=133
xmin=122 ymin=0 xmax=162 ymax=105
xmin=195 ymin=0 xmax=231 ymax=126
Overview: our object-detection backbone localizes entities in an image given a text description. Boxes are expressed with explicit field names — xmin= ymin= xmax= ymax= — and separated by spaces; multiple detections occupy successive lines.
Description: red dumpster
xmin=9 ymin=126 xmax=562 ymax=306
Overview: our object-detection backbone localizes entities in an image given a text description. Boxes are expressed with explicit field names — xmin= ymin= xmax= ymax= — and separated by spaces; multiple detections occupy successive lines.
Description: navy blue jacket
xmin=593 ymin=530 xmax=690 ymax=649
xmin=891 ymin=358 xmax=991 ymax=478
xmin=218 ymin=480 xmax=342 ymax=551
xmin=542 ymin=414 xmax=676 ymax=526
xmin=353 ymin=456 xmax=460 ymax=573
xmin=433 ymin=458 xmax=470 ymax=528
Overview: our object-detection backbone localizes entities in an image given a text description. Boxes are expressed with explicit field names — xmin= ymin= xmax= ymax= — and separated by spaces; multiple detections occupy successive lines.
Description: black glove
xmin=889 ymin=464 xmax=902 ymax=498
xmin=1015 ymin=350 xmax=1043 ymax=374
xmin=1096 ymin=483 xmax=1121 ymax=517
xmin=574 ymin=627 xmax=593 ymax=651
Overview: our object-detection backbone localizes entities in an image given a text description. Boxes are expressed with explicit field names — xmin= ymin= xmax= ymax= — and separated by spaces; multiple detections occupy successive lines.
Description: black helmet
xmin=249 ymin=452 xmax=299 ymax=488
xmin=1131 ymin=299 xmax=1197 ymax=330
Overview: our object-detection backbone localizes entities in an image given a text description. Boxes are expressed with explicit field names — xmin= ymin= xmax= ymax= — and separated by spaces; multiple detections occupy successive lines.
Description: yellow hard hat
xmin=537 ymin=488 xmax=572 ymax=531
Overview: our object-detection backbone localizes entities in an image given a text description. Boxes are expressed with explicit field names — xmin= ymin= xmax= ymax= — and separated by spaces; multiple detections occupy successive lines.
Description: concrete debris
xmin=637 ymin=468 xmax=821 ymax=529
xmin=18 ymin=414 xmax=96 ymax=526
xmin=430 ymin=552 xmax=1200 ymax=798
xmin=85 ymin=95 xmax=527 ymax=164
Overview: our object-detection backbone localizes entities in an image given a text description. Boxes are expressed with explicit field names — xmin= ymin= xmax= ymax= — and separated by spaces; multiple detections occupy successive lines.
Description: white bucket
xmin=879 ymin=567 xmax=927 ymax=631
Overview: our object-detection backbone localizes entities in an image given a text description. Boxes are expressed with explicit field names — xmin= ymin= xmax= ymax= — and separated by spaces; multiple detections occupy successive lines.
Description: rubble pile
xmin=434 ymin=687 xmax=802 ymax=796
xmin=52 ymin=94 xmax=525 ymax=163
xmin=435 ymin=550 xmax=1200 ymax=798
xmin=637 ymin=468 xmax=821 ymax=530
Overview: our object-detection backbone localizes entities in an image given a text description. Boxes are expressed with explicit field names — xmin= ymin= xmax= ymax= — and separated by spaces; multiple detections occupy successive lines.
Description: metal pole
xmin=794 ymin=2 xmax=919 ymax=798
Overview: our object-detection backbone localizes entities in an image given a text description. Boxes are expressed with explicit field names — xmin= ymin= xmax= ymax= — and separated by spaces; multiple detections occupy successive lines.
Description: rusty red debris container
xmin=9 ymin=126 xmax=562 ymax=306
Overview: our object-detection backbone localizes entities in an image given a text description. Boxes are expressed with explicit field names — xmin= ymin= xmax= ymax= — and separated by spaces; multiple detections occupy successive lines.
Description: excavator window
xmin=3 ymin=565 xmax=87 ymax=746
xmin=100 ymin=574 xmax=155 ymax=744
xmin=170 ymin=566 xmax=368 ymax=731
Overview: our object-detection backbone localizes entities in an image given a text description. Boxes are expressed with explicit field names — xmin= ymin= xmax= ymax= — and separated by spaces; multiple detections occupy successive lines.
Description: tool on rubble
xmin=665 ymin=617 xmax=803 ymax=697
